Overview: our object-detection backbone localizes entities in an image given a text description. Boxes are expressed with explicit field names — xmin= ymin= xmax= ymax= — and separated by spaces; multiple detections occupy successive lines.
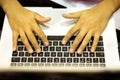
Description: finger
xmin=34 ymin=12 xmax=51 ymax=23
xmin=69 ymin=29 xmax=87 ymax=53
xmin=32 ymin=23 xmax=49 ymax=46
xmin=62 ymin=20 xmax=82 ymax=45
xmin=19 ymin=30 xmax=33 ymax=53
xmin=25 ymin=29 xmax=41 ymax=53
xmin=13 ymin=31 xmax=19 ymax=51
xmin=77 ymin=31 xmax=92 ymax=54
xmin=91 ymin=34 xmax=100 ymax=52
xmin=62 ymin=26 xmax=78 ymax=45
xmin=62 ymin=11 xmax=82 ymax=19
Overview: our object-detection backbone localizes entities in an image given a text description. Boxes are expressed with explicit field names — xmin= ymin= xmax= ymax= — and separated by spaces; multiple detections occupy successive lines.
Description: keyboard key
xmin=17 ymin=63 xmax=23 ymax=66
xmin=60 ymin=58 xmax=66 ymax=63
xmin=11 ymin=63 xmax=16 ymax=66
xmin=38 ymin=63 xmax=44 ymax=66
xmin=12 ymin=51 xmax=18 ymax=56
xmin=66 ymin=42 xmax=70 ymax=46
xmin=77 ymin=54 xmax=82 ymax=57
xmin=44 ymin=52 xmax=50 ymax=57
xmin=64 ymin=52 xmax=69 ymax=57
xmin=47 ymin=58 xmax=53 ymax=63
xmin=86 ymin=64 xmax=92 ymax=67
xmin=56 ymin=47 xmax=61 ymax=51
xmin=11 ymin=57 xmax=20 ymax=62
xmin=93 ymin=64 xmax=98 ymax=67
xmin=24 ymin=63 xmax=30 ymax=66
xmin=34 ymin=58 xmax=40 ymax=62
xmin=96 ymin=47 xmax=104 ymax=51
xmin=38 ymin=52 xmax=43 ymax=57
xmin=25 ymin=52 xmax=30 ymax=56
xmin=28 ymin=58 xmax=33 ymax=62
xmin=96 ymin=52 xmax=104 ymax=57
xmin=93 ymin=58 xmax=98 ymax=63
xmin=50 ymin=47 xmax=55 ymax=51
xmin=80 ymin=58 xmax=85 ymax=63
xmin=51 ymin=52 xmax=56 ymax=57
xmin=31 ymin=63 xmax=37 ymax=66
xmin=62 ymin=47 xmax=67 ymax=51
xmin=83 ymin=52 xmax=88 ymax=57
xmin=89 ymin=52 xmax=95 ymax=57
xmin=73 ymin=58 xmax=79 ymax=63
xmin=70 ymin=53 xmax=76 ymax=57
xmin=99 ymin=58 xmax=105 ymax=63
xmin=18 ymin=41 xmax=24 ymax=45
xmin=41 ymin=58 xmax=46 ymax=63
xmin=53 ymin=41 xmax=58 ymax=46
xmin=32 ymin=52 xmax=37 ymax=56
xmin=86 ymin=58 xmax=92 ymax=63
xmin=19 ymin=52 xmax=24 ymax=56
xmin=100 ymin=64 xmax=105 ymax=67
xmin=54 ymin=58 xmax=59 ymax=63
xmin=57 ymin=52 xmax=62 ymax=57
xmin=43 ymin=46 xmax=48 ymax=51
xmin=79 ymin=64 xmax=85 ymax=67
xmin=18 ymin=46 xmax=23 ymax=51
xmin=45 ymin=63 xmax=51 ymax=67
xmin=21 ymin=57 xmax=27 ymax=62
xmin=98 ymin=42 xmax=103 ymax=46
xmin=65 ymin=63 xmax=71 ymax=67
xmin=67 ymin=58 xmax=72 ymax=63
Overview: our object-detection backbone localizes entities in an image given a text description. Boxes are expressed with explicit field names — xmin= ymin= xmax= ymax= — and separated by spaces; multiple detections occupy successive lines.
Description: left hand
xmin=62 ymin=7 xmax=112 ymax=54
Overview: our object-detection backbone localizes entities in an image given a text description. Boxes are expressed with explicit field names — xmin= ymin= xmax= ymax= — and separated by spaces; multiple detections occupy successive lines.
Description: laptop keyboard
xmin=11 ymin=36 xmax=105 ymax=67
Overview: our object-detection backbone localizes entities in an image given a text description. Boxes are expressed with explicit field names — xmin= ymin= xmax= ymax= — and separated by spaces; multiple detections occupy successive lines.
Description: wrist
xmin=93 ymin=0 xmax=119 ymax=17
xmin=0 ymin=0 xmax=22 ymax=15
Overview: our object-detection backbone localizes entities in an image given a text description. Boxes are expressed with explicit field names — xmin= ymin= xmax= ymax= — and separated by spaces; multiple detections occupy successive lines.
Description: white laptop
xmin=0 ymin=7 xmax=120 ymax=72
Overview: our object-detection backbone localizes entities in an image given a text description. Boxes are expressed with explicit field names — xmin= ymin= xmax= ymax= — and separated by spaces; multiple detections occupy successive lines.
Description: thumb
xmin=34 ymin=13 xmax=51 ymax=23
xmin=62 ymin=11 xmax=82 ymax=19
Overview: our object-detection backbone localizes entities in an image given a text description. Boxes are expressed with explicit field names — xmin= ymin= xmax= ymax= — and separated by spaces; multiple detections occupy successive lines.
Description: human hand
xmin=62 ymin=6 xmax=112 ymax=54
xmin=6 ymin=4 xmax=51 ymax=53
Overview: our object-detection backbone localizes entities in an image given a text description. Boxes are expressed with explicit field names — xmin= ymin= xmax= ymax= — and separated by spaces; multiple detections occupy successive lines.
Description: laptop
xmin=0 ymin=7 xmax=120 ymax=72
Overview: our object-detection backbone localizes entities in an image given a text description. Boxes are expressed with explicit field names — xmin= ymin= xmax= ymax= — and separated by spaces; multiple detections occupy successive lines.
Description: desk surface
xmin=0 ymin=0 xmax=120 ymax=80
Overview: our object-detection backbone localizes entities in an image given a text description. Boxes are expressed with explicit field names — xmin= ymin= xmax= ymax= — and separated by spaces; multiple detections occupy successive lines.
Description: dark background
xmin=0 ymin=0 xmax=120 ymax=80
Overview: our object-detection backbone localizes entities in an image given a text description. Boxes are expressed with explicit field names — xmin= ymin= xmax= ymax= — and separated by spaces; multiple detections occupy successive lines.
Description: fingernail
xmin=45 ymin=42 xmax=49 ymax=46
xmin=69 ymin=49 xmax=74 ymax=53
xmin=62 ymin=40 xmax=66 ymax=44
xmin=36 ymin=49 xmax=41 ymax=53
xmin=91 ymin=49 xmax=95 ymax=53
xmin=13 ymin=48 xmax=16 ymax=51
xmin=77 ymin=50 xmax=82 ymax=54
xmin=29 ymin=49 xmax=33 ymax=53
